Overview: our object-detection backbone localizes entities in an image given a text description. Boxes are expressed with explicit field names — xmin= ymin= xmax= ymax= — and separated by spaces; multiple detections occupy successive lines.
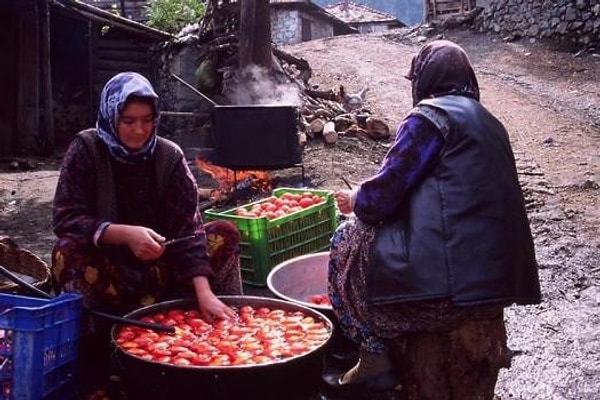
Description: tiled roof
xmin=324 ymin=2 xmax=398 ymax=23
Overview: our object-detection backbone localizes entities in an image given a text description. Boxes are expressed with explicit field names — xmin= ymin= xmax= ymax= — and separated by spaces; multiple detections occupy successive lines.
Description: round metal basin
xmin=112 ymin=296 xmax=333 ymax=400
xmin=267 ymin=252 xmax=332 ymax=314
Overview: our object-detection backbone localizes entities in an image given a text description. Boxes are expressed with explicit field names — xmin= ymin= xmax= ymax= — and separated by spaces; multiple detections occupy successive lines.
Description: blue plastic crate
xmin=0 ymin=292 xmax=82 ymax=400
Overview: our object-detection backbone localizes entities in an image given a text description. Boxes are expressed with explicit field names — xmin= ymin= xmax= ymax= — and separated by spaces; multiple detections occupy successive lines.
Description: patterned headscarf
xmin=96 ymin=72 xmax=160 ymax=163
xmin=406 ymin=40 xmax=480 ymax=106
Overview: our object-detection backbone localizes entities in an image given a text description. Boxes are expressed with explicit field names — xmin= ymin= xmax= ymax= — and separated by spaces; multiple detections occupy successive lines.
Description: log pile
xmin=275 ymin=48 xmax=391 ymax=145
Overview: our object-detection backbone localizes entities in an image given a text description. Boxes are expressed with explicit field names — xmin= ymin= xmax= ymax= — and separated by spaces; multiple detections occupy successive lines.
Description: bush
xmin=146 ymin=0 xmax=206 ymax=34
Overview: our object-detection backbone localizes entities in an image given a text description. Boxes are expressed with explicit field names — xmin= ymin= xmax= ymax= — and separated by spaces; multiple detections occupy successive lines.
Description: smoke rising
xmin=224 ymin=64 xmax=301 ymax=106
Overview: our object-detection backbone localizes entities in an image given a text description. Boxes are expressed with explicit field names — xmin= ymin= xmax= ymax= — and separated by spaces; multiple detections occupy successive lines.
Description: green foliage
xmin=146 ymin=0 xmax=206 ymax=33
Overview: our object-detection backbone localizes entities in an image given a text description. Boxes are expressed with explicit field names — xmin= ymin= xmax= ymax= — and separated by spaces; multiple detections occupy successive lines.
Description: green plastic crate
xmin=204 ymin=188 xmax=337 ymax=286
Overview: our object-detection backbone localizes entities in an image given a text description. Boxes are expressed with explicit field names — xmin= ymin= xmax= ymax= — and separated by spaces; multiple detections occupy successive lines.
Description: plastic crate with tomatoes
xmin=204 ymin=188 xmax=337 ymax=286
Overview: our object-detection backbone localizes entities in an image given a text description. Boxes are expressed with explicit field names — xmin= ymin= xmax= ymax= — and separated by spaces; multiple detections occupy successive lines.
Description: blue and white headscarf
xmin=96 ymin=72 xmax=160 ymax=163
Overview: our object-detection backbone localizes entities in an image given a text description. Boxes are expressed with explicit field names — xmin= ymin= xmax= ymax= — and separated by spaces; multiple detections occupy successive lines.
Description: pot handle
xmin=171 ymin=73 xmax=218 ymax=107
xmin=0 ymin=264 xmax=53 ymax=299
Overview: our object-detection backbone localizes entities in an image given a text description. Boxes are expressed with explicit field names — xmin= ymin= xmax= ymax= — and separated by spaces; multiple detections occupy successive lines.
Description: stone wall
xmin=272 ymin=9 xmax=301 ymax=45
xmin=271 ymin=9 xmax=334 ymax=45
xmin=477 ymin=0 xmax=600 ymax=46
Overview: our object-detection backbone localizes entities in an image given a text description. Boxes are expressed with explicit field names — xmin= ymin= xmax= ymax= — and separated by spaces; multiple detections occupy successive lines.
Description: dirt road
xmin=286 ymin=28 xmax=600 ymax=399
xmin=1 ymin=27 xmax=599 ymax=399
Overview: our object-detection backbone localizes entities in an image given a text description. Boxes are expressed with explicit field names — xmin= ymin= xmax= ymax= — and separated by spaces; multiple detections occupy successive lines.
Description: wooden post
xmin=39 ymin=0 xmax=54 ymax=155
xmin=238 ymin=0 xmax=272 ymax=71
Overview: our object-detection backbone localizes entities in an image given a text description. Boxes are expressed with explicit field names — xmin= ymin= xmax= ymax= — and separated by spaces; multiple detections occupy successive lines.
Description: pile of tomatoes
xmin=234 ymin=191 xmax=326 ymax=220
xmin=115 ymin=305 xmax=331 ymax=367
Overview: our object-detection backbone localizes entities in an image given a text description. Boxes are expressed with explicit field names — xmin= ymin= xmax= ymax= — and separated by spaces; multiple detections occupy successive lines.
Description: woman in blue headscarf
xmin=52 ymin=72 xmax=242 ymax=396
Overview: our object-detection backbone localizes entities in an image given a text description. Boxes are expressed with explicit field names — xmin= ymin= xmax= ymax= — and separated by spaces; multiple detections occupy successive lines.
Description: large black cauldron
xmin=111 ymin=296 xmax=333 ymax=400
xmin=212 ymin=105 xmax=302 ymax=170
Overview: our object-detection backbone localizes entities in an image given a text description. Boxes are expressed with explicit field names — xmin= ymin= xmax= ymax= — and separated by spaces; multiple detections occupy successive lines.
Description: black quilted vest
xmin=368 ymin=95 xmax=542 ymax=307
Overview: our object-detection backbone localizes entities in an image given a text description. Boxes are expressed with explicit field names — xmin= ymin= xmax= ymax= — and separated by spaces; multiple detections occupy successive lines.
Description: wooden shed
xmin=0 ymin=0 xmax=171 ymax=157
xmin=425 ymin=0 xmax=477 ymax=21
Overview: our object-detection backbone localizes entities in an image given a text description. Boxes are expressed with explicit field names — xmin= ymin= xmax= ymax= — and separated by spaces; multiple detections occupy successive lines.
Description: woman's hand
xmin=192 ymin=276 xmax=236 ymax=322
xmin=100 ymin=224 xmax=165 ymax=261
xmin=334 ymin=190 xmax=354 ymax=215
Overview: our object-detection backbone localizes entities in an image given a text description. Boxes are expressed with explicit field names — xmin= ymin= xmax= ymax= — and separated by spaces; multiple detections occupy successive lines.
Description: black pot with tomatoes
xmin=111 ymin=296 xmax=334 ymax=400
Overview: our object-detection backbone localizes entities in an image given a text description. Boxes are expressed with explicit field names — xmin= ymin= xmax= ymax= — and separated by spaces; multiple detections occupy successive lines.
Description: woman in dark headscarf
xmin=329 ymin=40 xmax=541 ymax=394
xmin=52 ymin=72 xmax=242 ymax=396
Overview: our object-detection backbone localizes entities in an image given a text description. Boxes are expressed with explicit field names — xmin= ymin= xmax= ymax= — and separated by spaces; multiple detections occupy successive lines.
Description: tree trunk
xmin=238 ymin=0 xmax=272 ymax=71
xmin=388 ymin=315 xmax=511 ymax=400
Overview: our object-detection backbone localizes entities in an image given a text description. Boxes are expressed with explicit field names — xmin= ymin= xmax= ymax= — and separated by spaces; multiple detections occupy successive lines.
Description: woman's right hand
xmin=192 ymin=276 xmax=236 ymax=322
xmin=334 ymin=190 xmax=354 ymax=215
xmin=100 ymin=224 xmax=165 ymax=261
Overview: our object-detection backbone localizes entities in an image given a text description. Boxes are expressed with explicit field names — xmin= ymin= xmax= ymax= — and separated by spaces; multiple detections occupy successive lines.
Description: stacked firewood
xmin=274 ymin=48 xmax=391 ymax=146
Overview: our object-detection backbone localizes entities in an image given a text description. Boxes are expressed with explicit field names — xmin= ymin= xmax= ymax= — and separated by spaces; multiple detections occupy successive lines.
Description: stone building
xmin=270 ymin=0 xmax=357 ymax=45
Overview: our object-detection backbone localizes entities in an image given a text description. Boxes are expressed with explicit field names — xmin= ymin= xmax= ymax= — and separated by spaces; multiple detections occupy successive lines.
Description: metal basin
xmin=267 ymin=252 xmax=332 ymax=315
xmin=112 ymin=295 xmax=333 ymax=400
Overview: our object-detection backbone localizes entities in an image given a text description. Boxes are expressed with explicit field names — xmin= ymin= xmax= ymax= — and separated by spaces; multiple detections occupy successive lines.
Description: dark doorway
xmin=301 ymin=18 xmax=311 ymax=42
xmin=50 ymin=10 xmax=91 ymax=149
xmin=0 ymin=10 xmax=18 ymax=156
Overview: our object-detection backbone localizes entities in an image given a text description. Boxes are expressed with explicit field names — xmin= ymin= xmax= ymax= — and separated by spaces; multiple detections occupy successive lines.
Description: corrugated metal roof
xmin=325 ymin=2 xmax=399 ymax=24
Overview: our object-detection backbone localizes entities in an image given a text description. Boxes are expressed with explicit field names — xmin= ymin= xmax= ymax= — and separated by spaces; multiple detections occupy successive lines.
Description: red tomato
xmin=151 ymin=348 xmax=172 ymax=357
xmin=154 ymin=355 xmax=171 ymax=364
xmin=117 ymin=329 xmax=136 ymax=342
xmin=298 ymin=197 xmax=314 ymax=208
xmin=133 ymin=336 xmax=154 ymax=347
xmin=251 ymin=355 xmax=272 ymax=364
xmin=191 ymin=353 xmax=212 ymax=366
xmin=172 ymin=357 xmax=192 ymax=366
xmin=169 ymin=345 xmax=190 ymax=354
xmin=239 ymin=341 xmax=263 ymax=354
xmin=210 ymin=355 xmax=231 ymax=366
xmin=308 ymin=294 xmax=331 ymax=305
xmin=289 ymin=342 xmax=309 ymax=355
xmin=177 ymin=351 xmax=198 ymax=360
xmin=239 ymin=305 xmax=254 ymax=314
xmin=216 ymin=340 xmax=237 ymax=355
xmin=126 ymin=347 xmax=148 ymax=356
xmin=120 ymin=341 xmax=139 ymax=349
xmin=148 ymin=342 xmax=169 ymax=352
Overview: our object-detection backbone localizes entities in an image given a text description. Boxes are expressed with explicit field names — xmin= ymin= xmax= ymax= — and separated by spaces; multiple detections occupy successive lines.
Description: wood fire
xmin=195 ymin=157 xmax=271 ymax=200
